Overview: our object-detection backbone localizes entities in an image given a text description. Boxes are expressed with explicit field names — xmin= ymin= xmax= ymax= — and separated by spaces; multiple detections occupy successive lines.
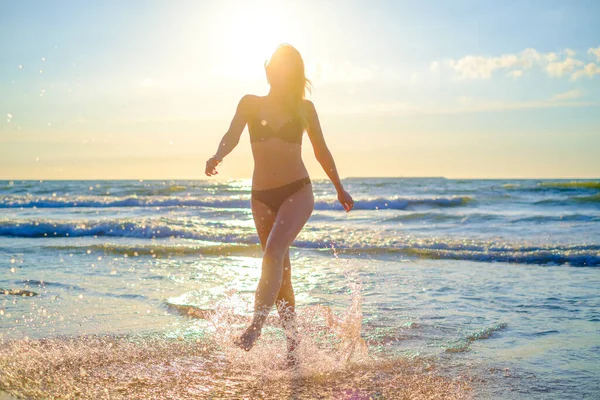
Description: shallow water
xmin=1 ymin=178 xmax=599 ymax=399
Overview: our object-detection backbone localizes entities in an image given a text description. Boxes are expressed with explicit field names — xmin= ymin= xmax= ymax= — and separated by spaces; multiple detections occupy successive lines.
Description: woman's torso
xmin=247 ymin=95 xmax=310 ymax=190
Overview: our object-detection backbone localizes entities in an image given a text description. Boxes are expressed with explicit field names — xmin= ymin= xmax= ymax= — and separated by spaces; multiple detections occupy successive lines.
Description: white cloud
xmin=443 ymin=53 xmax=525 ymax=79
xmin=571 ymin=63 xmax=600 ymax=80
xmin=546 ymin=57 xmax=584 ymax=77
xmin=520 ymin=48 xmax=543 ymax=67
xmin=434 ymin=46 xmax=600 ymax=81
xmin=550 ymin=89 xmax=582 ymax=101
xmin=588 ymin=47 xmax=600 ymax=62
xmin=544 ymin=52 xmax=558 ymax=63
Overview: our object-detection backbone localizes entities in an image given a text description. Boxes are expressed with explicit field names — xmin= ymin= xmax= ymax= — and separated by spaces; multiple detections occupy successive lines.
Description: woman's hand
xmin=205 ymin=156 xmax=222 ymax=176
xmin=337 ymin=189 xmax=354 ymax=212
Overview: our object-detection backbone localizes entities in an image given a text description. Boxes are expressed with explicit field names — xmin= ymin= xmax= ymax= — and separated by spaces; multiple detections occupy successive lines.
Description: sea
xmin=0 ymin=178 xmax=598 ymax=399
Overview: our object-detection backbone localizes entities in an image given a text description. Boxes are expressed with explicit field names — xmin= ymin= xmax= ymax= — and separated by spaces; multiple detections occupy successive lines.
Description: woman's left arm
xmin=304 ymin=99 xmax=355 ymax=212
xmin=205 ymin=95 xmax=253 ymax=176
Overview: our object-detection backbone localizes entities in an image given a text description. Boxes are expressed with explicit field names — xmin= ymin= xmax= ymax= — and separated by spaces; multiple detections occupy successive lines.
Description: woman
xmin=205 ymin=44 xmax=354 ymax=364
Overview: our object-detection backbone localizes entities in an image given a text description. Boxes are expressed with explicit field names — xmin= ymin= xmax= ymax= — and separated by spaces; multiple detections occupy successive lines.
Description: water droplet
xmin=18 ymin=65 xmax=23 ymax=69
xmin=261 ymin=120 xmax=267 ymax=126
xmin=7 ymin=113 xmax=12 ymax=119
xmin=35 ymin=157 xmax=39 ymax=162
xmin=39 ymin=69 xmax=43 ymax=74
xmin=78 ymin=294 xmax=83 ymax=299
xmin=10 ymin=267 xmax=16 ymax=273
xmin=41 ymin=57 xmax=46 ymax=61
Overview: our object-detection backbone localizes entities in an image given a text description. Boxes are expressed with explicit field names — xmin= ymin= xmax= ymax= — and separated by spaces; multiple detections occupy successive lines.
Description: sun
xmin=209 ymin=2 xmax=302 ymax=79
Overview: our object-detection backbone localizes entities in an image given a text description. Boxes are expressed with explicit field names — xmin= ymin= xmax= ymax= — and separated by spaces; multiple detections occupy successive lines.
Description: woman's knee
xmin=264 ymin=241 xmax=288 ymax=262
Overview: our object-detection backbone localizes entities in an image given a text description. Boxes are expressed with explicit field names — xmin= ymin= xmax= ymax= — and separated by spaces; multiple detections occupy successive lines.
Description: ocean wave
xmin=535 ymin=193 xmax=600 ymax=206
xmin=538 ymin=181 xmax=600 ymax=190
xmin=319 ymin=196 xmax=473 ymax=210
xmin=14 ymin=221 xmax=597 ymax=267
xmin=502 ymin=183 xmax=521 ymax=189
xmin=381 ymin=212 xmax=499 ymax=224
xmin=45 ymin=243 xmax=261 ymax=257
xmin=380 ymin=212 xmax=462 ymax=223
xmin=510 ymin=214 xmax=600 ymax=223
xmin=0 ymin=195 xmax=251 ymax=209
xmin=19 ymin=279 xmax=87 ymax=291
xmin=0 ymin=218 xmax=242 ymax=241
xmin=574 ymin=193 xmax=600 ymax=203
xmin=0 ymin=194 xmax=473 ymax=210
xmin=445 ymin=322 xmax=508 ymax=353
xmin=336 ymin=246 xmax=600 ymax=267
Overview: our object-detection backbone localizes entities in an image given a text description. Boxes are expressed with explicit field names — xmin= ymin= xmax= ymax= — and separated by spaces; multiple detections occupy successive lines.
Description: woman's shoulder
xmin=302 ymin=98 xmax=315 ymax=108
xmin=301 ymin=98 xmax=316 ymax=114
xmin=238 ymin=94 xmax=262 ymax=118
xmin=240 ymin=94 xmax=263 ymax=106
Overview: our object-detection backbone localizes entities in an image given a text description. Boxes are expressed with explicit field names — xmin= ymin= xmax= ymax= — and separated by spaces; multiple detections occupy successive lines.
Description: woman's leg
xmin=276 ymin=252 xmax=295 ymax=323
xmin=236 ymin=183 xmax=314 ymax=351
xmin=249 ymin=198 xmax=298 ymax=357
xmin=248 ymin=200 xmax=296 ymax=336
xmin=276 ymin=252 xmax=301 ymax=365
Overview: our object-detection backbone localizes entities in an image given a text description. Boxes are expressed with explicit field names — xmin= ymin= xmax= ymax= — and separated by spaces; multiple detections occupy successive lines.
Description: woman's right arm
xmin=205 ymin=95 xmax=253 ymax=176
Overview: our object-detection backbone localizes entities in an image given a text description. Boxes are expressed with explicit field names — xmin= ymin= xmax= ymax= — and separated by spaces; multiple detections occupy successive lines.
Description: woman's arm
xmin=305 ymin=100 xmax=354 ymax=211
xmin=205 ymin=95 xmax=252 ymax=176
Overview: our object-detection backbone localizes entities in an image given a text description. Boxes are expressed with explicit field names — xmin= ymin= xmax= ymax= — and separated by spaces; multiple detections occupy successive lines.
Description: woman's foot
xmin=234 ymin=325 xmax=262 ymax=351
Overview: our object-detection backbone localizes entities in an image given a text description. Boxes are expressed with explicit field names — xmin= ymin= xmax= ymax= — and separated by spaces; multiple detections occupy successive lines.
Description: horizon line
xmin=1 ymin=176 xmax=599 ymax=181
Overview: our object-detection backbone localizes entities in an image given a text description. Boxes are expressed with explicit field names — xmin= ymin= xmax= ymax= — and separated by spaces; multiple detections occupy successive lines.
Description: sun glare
xmin=209 ymin=3 xmax=302 ymax=80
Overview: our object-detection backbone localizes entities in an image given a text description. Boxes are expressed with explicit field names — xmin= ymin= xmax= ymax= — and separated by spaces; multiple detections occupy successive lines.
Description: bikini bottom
xmin=251 ymin=176 xmax=311 ymax=213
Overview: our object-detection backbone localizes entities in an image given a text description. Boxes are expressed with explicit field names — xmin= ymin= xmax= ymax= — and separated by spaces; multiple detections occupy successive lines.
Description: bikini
xmin=248 ymin=98 xmax=312 ymax=213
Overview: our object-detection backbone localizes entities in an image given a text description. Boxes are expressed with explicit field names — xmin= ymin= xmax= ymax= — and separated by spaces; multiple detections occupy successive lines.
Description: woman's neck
xmin=267 ymin=88 xmax=291 ymax=101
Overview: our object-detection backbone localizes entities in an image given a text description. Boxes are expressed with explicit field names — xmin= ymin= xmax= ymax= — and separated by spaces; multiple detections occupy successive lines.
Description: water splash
xmin=0 ymin=275 xmax=472 ymax=399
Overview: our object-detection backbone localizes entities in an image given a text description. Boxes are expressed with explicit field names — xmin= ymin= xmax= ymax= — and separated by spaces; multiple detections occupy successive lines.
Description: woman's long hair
xmin=264 ymin=44 xmax=312 ymax=129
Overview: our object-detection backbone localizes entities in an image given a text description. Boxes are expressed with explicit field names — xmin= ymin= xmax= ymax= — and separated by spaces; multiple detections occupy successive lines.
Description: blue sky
xmin=1 ymin=0 xmax=599 ymax=179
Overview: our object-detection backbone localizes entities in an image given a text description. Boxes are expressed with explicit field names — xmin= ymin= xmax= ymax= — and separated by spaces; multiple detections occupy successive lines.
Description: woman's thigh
xmin=251 ymin=198 xmax=277 ymax=250
xmin=251 ymin=197 xmax=293 ymax=283
xmin=265 ymin=183 xmax=314 ymax=254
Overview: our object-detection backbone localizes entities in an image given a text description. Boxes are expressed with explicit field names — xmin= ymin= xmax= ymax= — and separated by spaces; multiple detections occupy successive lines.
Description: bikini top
xmin=248 ymin=98 xmax=304 ymax=145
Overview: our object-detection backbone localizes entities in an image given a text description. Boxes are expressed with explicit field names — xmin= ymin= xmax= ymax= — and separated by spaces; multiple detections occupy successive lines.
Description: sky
xmin=1 ymin=0 xmax=599 ymax=179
